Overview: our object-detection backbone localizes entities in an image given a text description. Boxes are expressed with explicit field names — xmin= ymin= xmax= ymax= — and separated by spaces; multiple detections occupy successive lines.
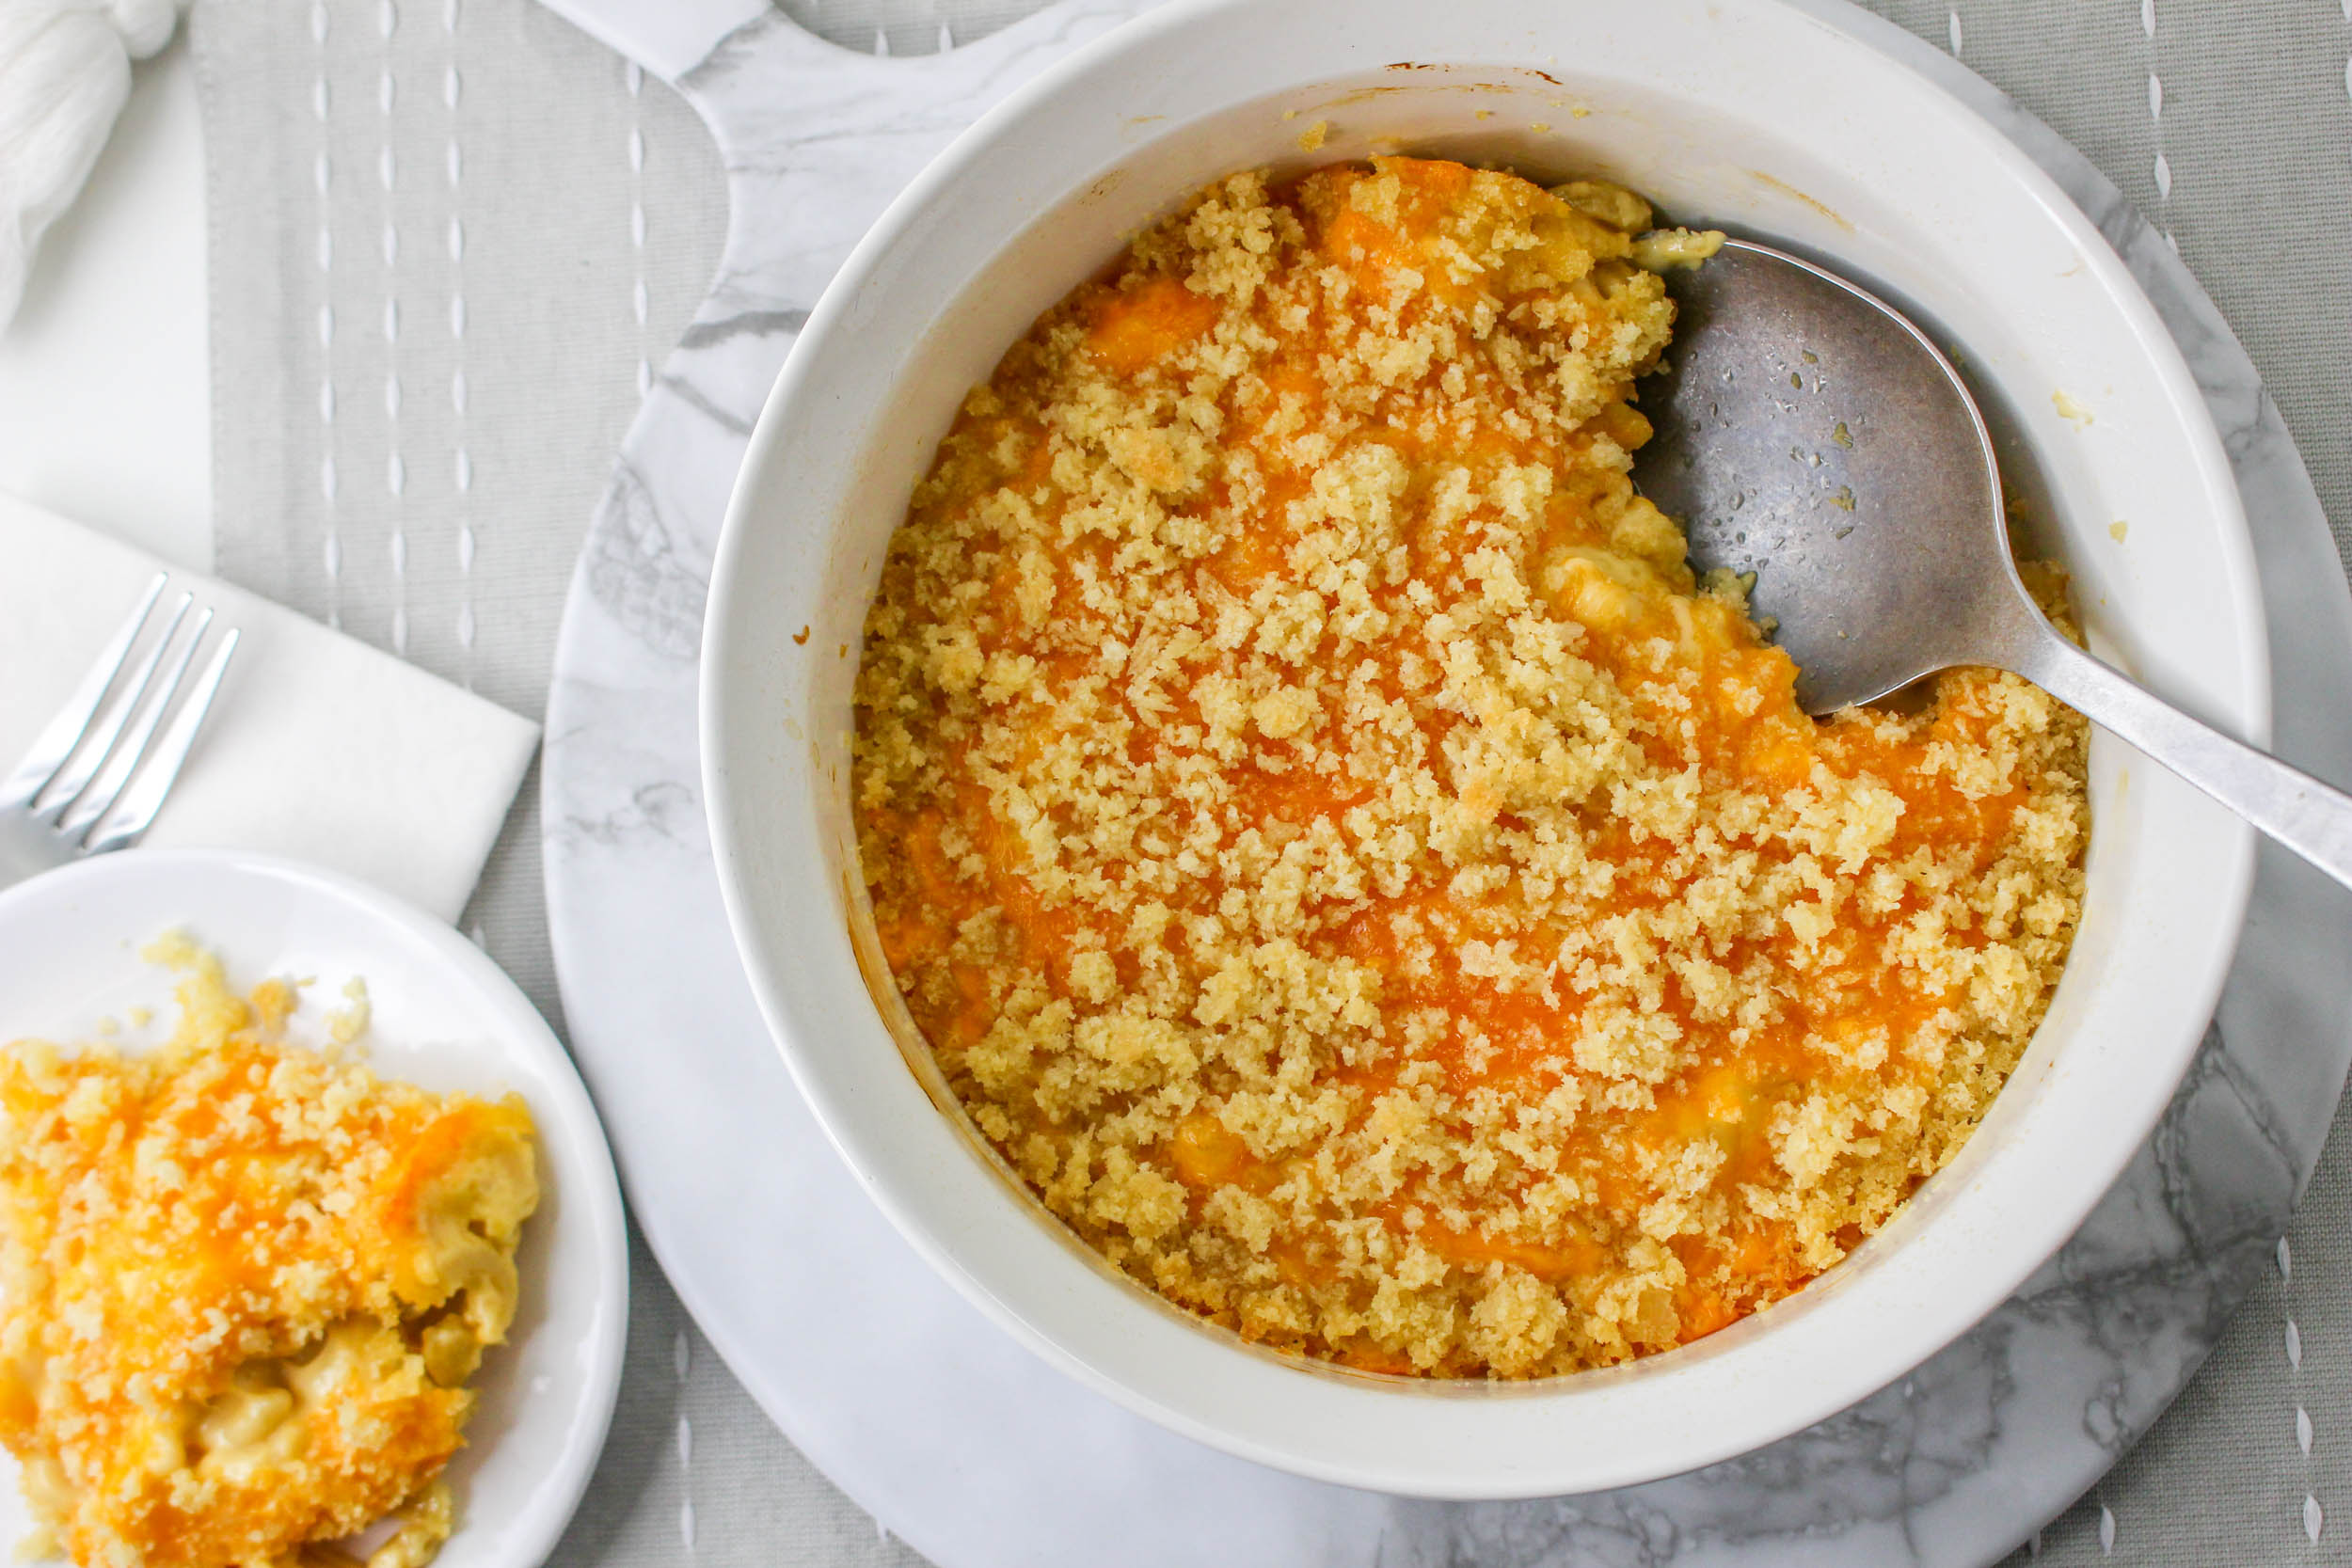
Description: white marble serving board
xmin=534 ymin=1 xmax=2352 ymax=1562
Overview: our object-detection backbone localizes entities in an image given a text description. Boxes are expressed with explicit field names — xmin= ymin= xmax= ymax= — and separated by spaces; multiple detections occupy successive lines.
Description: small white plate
xmin=0 ymin=848 xmax=628 ymax=1568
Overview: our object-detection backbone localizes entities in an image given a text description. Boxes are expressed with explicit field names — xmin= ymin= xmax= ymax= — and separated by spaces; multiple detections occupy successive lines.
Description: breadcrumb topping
xmin=0 ymin=939 xmax=537 ymax=1567
xmin=851 ymin=158 xmax=2088 ymax=1377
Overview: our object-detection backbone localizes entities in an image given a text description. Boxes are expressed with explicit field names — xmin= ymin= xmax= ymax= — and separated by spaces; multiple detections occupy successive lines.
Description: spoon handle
xmin=2016 ymin=631 xmax=2352 ymax=893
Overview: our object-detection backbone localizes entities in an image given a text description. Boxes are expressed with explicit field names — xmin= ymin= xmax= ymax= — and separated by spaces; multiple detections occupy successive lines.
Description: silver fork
xmin=0 ymin=574 xmax=240 ymax=890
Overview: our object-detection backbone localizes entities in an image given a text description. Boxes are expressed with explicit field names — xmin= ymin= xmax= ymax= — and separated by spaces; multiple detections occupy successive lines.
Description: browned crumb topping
xmin=851 ymin=157 xmax=2088 ymax=1377
xmin=0 ymin=939 xmax=538 ymax=1567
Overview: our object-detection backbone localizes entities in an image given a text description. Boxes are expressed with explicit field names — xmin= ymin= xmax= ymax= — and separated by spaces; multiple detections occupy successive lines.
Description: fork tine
xmin=85 ymin=628 xmax=239 ymax=857
xmin=0 ymin=574 xmax=167 ymax=809
xmin=60 ymin=609 xmax=213 ymax=840
xmin=31 ymin=593 xmax=193 ymax=820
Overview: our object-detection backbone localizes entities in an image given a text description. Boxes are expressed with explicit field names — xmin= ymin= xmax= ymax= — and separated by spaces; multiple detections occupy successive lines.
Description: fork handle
xmin=2017 ymin=628 xmax=2352 ymax=892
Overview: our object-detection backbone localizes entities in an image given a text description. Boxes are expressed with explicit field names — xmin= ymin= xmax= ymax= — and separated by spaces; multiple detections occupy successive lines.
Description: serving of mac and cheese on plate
xmin=0 ymin=936 xmax=537 ymax=1568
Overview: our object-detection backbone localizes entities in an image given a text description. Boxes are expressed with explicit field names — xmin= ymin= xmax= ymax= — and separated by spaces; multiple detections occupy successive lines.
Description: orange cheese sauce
xmin=852 ymin=159 xmax=2088 ymax=1376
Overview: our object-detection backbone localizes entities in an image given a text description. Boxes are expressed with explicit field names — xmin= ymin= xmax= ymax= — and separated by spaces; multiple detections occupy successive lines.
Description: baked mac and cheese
xmin=851 ymin=157 xmax=2089 ymax=1377
xmin=0 ymin=938 xmax=537 ymax=1568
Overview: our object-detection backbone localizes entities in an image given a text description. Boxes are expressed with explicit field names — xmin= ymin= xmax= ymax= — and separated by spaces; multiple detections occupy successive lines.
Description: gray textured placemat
xmin=193 ymin=1 xmax=2352 ymax=1562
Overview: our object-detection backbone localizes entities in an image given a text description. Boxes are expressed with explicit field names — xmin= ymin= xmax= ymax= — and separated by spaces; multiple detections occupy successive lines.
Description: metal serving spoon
xmin=1631 ymin=238 xmax=2352 ymax=893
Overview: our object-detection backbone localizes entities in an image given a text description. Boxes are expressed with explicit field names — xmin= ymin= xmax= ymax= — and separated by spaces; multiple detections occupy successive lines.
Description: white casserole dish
xmin=700 ymin=0 xmax=2264 ymax=1498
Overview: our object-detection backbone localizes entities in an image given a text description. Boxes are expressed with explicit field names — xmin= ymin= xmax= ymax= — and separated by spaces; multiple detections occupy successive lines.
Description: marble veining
xmin=533 ymin=1 xmax=2352 ymax=1562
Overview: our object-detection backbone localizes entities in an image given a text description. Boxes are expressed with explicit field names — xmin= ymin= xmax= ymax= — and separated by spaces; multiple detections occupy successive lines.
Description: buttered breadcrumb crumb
xmin=851 ymin=158 xmax=2088 ymax=1377
xmin=0 ymin=939 xmax=537 ymax=1567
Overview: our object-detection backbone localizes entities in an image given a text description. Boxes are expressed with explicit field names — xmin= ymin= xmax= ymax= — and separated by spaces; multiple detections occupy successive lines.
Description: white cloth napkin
xmin=0 ymin=0 xmax=186 ymax=329
xmin=0 ymin=491 xmax=537 ymax=923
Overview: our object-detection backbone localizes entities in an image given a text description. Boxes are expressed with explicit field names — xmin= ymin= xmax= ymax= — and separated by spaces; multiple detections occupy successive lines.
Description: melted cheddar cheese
xmin=851 ymin=158 xmax=2089 ymax=1376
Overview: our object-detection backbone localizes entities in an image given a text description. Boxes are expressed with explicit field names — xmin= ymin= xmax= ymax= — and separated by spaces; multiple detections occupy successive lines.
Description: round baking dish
xmin=701 ymin=0 xmax=2264 ymax=1499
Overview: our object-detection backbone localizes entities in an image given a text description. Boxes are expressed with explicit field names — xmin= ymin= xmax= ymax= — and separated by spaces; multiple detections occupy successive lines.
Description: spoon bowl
xmin=1634 ymin=240 xmax=2044 ymax=713
xmin=1634 ymin=239 xmax=2352 ymax=888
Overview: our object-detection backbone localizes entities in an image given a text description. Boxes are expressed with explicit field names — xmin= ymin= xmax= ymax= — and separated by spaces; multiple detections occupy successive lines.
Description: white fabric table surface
xmin=0 ymin=39 xmax=209 ymax=571
xmin=24 ymin=0 xmax=2350 ymax=1563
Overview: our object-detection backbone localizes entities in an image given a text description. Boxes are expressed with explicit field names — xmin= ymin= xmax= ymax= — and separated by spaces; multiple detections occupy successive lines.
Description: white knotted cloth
xmin=0 ymin=0 xmax=188 ymax=330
